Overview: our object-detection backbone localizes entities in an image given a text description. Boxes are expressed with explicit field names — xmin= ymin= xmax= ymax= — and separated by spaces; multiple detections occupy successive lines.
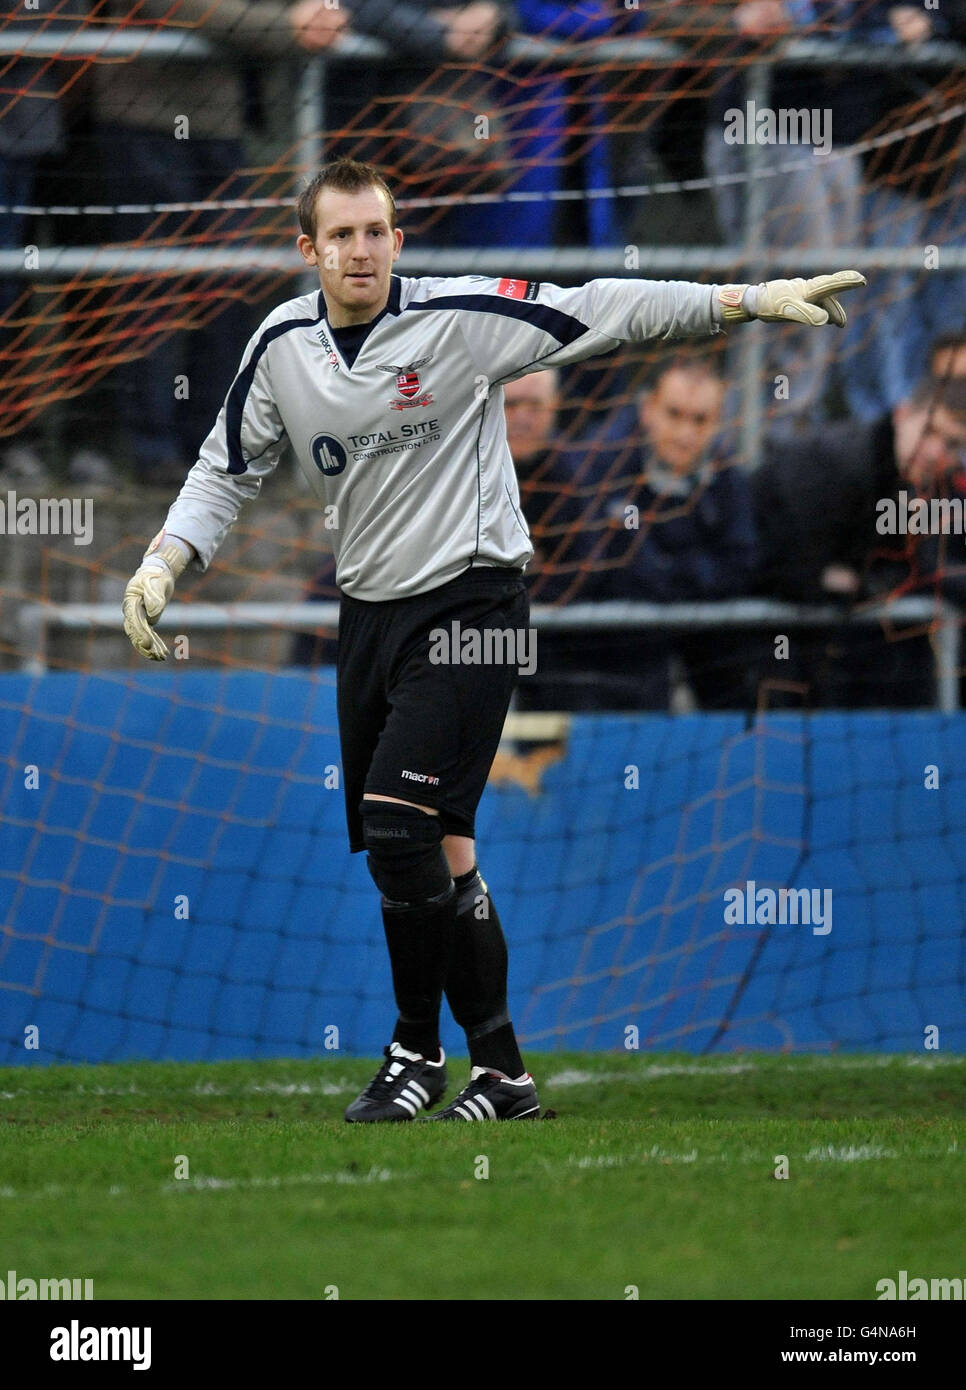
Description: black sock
xmin=382 ymin=883 xmax=456 ymax=1060
xmin=445 ymin=866 xmax=525 ymax=1077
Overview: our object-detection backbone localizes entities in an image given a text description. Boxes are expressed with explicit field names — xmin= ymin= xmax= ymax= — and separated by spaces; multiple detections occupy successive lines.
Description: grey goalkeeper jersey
xmin=163 ymin=273 xmax=721 ymax=602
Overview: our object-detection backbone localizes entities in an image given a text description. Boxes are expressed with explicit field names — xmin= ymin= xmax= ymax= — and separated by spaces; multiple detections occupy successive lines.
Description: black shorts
xmin=337 ymin=566 xmax=530 ymax=852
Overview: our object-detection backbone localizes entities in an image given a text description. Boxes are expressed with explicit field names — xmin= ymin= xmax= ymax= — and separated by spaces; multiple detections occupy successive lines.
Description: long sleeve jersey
xmin=162 ymin=273 xmax=722 ymax=602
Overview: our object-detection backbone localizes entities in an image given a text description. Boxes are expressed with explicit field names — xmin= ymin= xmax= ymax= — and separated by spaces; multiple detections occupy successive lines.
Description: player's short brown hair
xmin=297 ymin=159 xmax=397 ymax=242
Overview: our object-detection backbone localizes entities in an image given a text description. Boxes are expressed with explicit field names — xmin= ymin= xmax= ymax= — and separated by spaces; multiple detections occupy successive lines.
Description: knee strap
xmin=454 ymin=867 xmax=486 ymax=916
xmin=361 ymin=799 xmax=454 ymax=906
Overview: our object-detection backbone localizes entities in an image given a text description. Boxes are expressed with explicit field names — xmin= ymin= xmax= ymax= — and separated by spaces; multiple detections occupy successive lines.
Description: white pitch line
xmin=164 ymin=1167 xmax=395 ymax=1193
xmin=1 ymin=1054 xmax=963 ymax=1103
xmin=804 ymin=1144 xmax=898 ymax=1162
xmin=247 ymin=1080 xmax=357 ymax=1096
xmin=561 ymin=1143 xmax=961 ymax=1172
xmin=1 ymin=1141 xmax=960 ymax=1204
xmin=0 ymin=1078 xmax=359 ymax=1100
xmin=545 ymin=1056 xmax=966 ymax=1087
xmin=546 ymin=1063 xmax=756 ymax=1087
xmin=0 ymin=1167 xmax=397 ymax=1201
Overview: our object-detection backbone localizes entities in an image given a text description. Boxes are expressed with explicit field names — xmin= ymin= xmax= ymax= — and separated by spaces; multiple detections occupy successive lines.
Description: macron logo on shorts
xmin=401 ymin=770 xmax=440 ymax=786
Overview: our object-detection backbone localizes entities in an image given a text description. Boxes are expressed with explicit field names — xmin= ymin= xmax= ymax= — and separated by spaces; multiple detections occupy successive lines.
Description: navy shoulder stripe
xmin=226 ymin=292 xmax=325 ymax=475
xmin=404 ymin=293 xmax=588 ymax=348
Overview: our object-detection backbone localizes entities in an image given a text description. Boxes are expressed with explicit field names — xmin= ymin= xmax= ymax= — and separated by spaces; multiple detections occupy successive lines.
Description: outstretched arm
xmin=438 ymin=270 xmax=867 ymax=385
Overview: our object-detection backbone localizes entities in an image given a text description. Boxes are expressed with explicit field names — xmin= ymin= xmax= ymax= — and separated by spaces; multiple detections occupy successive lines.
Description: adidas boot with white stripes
xmin=344 ymin=1042 xmax=447 ymax=1122
xmin=425 ymin=1067 xmax=540 ymax=1121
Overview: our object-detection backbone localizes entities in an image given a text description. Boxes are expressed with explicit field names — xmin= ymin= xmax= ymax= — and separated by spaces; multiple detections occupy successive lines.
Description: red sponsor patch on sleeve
xmin=497 ymin=277 xmax=527 ymax=299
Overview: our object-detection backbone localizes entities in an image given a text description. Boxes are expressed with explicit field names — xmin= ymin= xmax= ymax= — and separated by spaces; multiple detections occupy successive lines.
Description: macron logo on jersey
xmin=497 ymin=278 xmax=539 ymax=302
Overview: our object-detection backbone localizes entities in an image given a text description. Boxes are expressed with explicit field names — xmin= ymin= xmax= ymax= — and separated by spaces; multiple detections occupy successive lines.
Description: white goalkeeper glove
xmin=717 ymin=270 xmax=867 ymax=327
xmin=122 ymin=530 xmax=193 ymax=661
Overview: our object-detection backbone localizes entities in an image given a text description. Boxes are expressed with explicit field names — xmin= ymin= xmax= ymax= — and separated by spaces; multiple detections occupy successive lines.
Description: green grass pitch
xmin=2 ymin=1053 xmax=964 ymax=1300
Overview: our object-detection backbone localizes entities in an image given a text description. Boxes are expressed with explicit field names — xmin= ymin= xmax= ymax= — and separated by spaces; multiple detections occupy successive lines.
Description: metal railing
xmin=16 ymin=596 xmax=961 ymax=710
xmin=2 ymin=22 xmax=964 ymax=530
xmin=2 ymin=28 xmax=964 ymax=281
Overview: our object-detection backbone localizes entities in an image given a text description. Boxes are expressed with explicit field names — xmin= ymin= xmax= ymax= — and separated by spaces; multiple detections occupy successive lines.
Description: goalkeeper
xmin=123 ymin=158 xmax=864 ymax=1122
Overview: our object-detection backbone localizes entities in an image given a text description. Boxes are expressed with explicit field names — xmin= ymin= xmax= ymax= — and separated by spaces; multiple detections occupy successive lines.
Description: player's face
xmin=297 ymin=187 xmax=403 ymax=327
xmin=640 ymin=371 xmax=723 ymax=475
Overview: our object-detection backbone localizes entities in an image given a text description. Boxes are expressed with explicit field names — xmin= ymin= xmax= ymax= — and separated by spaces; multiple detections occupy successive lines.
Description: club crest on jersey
xmin=376 ymin=357 xmax=435 ymax=410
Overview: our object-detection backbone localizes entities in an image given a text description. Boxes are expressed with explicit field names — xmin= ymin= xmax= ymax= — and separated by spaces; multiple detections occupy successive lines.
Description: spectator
xmin=831 ymin=1 xmax=966 ymax=420
xmin=480 ymin=1 xmax=622 ymax=247
xmin=81 ymin=0 xmax=348 ymax=485
xmin=752 ymin=372 xmax=966 ymax=706
xmin=931 ymin=334 xmax=966 ymax=387
xmin=504 ymin=369 xmax=560 ymax=477
xmin=516 ymin=356 xmax=761 ymax=711
xmin=0 ymin=2 xmax=92 ymax=486
xmin=328 ymin=2 xmax=625 ymax=248
xmin=324 ymin=3 xmax=522 ymax=247
xmin=503 ymin=369 xmax=586 ymax=602
xmin=615 ymin=0 xmax=734 ymax=248
xmin=703 ymin=2 xmax=862 ymax=434
xmin=336 ymin=0 xmax=506 ymax=59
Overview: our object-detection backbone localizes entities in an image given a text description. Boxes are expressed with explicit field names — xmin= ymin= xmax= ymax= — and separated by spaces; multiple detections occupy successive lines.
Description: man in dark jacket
xmin=515 ymin=355 xmax=761 ymax=711
xmin=502 ymin=369 xmax=586 ymax=605
xmin=753 ymin=375 xmax=966 ymax=706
